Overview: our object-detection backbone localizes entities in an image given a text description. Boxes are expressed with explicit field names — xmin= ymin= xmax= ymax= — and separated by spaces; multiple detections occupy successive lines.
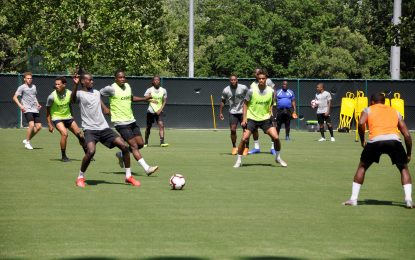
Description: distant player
xmin=219 ymin=74 xmax=249 ymax=155
xmin=233 ymin=70 xmax=287 ymax=168
xmin=71 ymin=73 xmax=140 ymax=188
xmin=343 ymin=92 xmax=413 ymax=208
xmin=12 ymin=72 xmax=42 ymax=149
xmin=275 ymin=80 xmax=296 ymax=142
xmin=46 ymin=76 xmax=87 ymax=162
xmin=144 ymin=76 xmax=169 ymax=147
xmin=313 ymin=83 xmax=335 ymax=142
xmin=100 ymin=70 xmax=158 ymax=176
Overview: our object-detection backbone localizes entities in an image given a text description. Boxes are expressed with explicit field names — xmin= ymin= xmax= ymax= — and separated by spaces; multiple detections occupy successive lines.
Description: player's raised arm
xmin=71 ymin=75 xmax=80 ymax=104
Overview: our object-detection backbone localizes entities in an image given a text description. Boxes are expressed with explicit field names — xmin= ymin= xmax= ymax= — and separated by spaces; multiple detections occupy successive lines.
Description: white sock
xmin=254 ymin=140 xmax=260 ymax=149
xmin=78 ymin=171 xmax=85 ymax=179
xmin=138 ymin=158 xmax=150 ymax=171
xmin=271 ymin=142 xmax=274 ymax=149
xmin=403 ymin=184 xmax=412 ymax=201
xmin=125 ymin=168 xmax=132 ymax=179
xmin=236 ymin=154 xmax=242 ymax=163
xmin=350 ymin=182 xmax=361 ymax=201
xmin=275 ymin=151 xmax=280 ymax=159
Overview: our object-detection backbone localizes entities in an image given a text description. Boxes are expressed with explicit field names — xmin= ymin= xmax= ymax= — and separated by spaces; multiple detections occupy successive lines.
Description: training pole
xmin=210 ymin=95 xmax=217 ymax=130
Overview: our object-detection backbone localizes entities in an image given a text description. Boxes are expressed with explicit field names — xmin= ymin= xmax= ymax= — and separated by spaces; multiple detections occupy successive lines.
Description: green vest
xmin=109 ymin=83 xmax=134 ymax=122
xmin=149 ymin=87 xmax=165 ymax=112
xmin=50 ymin=89 xmax=72 ymax=120
xmin=247 ymin=86 xmax=274 ymax=121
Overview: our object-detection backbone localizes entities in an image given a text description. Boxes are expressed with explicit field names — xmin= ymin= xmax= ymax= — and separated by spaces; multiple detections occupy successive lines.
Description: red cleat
xmin=76 ymin=177 xmax=86 ymax=188
xmin=125 ymin=176 xmax=141 ymax=187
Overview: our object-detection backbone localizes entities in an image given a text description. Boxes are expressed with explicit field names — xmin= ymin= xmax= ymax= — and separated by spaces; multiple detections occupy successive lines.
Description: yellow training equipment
xmin=391 ymin=92 xmax=404 ymax=119
xmin=338 ymin=92 xmax=355 ymax=130
xmin=354 ymin=91 xmax=368 ymax=142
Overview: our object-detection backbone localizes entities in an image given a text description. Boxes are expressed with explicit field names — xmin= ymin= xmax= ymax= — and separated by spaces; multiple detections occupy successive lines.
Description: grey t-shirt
xmin=221 ymin=84 xmax=248 ymax=114
xmin=15 ymin=84 xmax=39 ymax=113
xmin=315 ymin=90 xmax=332 ymax=114
xmin=75 ymin=89 xmax=109 ymax=130
xmin=100 ymin=84 xmax=136 ymax=126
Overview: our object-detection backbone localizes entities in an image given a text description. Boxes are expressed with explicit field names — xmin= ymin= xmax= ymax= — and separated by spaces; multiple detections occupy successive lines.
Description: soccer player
xmin=248 ymin=68 xmax=275 ymax=154
xmin=343 ymin=93 xmax=413 ymax=208
xmin=144 ymin=75 xmax=169 ymax=147
xmin=233 ymin=70 xmax=287 ymax=168
xmin=100 ymin=70 xmax=158 ymax=176
xmin=46 ymin=76 xmax=87 ymax=162
xmin=313 ymin=83 xmax=335 ymax=142
xmin=275 ymin=80 xmax=296 ymax=141
xmin=71 ymin=73 xmax=140 ymax=188
xmin=219 ymin=74 xmax=249 ymax=155
xmin=12 ymin=72 xmax=42 ymax=149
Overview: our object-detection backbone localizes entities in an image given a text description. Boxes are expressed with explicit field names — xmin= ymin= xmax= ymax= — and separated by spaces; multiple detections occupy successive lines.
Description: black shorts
xmin=24 ymin=112 xmax=41 ymax=124
xmin=147 ymin=112 xmax=164 ymax=125
xmin=53 ymin=118 xmax=74 ymax=128
xmin=84 ymin=128 xmax=119 ymax=149
xmin=246 ymin=118 xmax=274 ymax=133
xmin=115 ymin=122 xmax=142 ymax=141
xmin=361 ymin=140 xmax=408 ymax=166
xmin=276 ymin=108 xmax=292 ymax=124
xmin=229 ymin=113 xmax=243 ymax=125
xmin=317 ymin=113 xmax=332 ymax=125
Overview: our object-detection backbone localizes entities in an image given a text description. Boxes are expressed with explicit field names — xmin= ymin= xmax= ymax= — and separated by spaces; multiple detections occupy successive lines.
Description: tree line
xmin=1 ymin=0 xmax=414 ymax=78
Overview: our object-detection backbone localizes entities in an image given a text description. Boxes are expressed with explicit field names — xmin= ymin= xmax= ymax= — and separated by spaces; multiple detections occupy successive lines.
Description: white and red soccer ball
xmin=169 ymin=174 xmax=186 ymax=190
xmin=310 ymin=99 xmax=319 ymax=108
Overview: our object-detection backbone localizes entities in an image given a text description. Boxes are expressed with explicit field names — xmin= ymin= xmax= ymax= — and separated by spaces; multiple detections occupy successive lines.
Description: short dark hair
xmin=55 ymin=76 xmax=67 ymax=84
xmin=371 ymin=92 xmax=386 ymax=104
xmin=114 ymin=69 xmax=125 ymax=77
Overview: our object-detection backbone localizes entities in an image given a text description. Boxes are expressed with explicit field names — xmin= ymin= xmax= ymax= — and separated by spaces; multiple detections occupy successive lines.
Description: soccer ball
xmin=310 ymin=99 xmax=319 ymax=108
xmin=169 ymin=174 xmax=186 ymax=190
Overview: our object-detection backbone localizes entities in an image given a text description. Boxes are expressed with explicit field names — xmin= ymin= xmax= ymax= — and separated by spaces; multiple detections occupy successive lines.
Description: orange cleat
xmin=125 ymin=176 xmax=141 ymax=187
xmin=242 ymin=147 xmax=249 ymax=156
xmin=76 ymin=177 xmax=86 ymax=188
xmin=231 ymin=147 xmax=238 ymax=155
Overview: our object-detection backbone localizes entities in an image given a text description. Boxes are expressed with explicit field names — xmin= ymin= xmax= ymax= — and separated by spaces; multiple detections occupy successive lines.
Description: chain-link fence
xmin=1 ymin=73 xmax=414 ymax=130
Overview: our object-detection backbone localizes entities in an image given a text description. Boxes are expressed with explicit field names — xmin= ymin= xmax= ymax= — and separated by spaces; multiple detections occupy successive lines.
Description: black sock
xmin=61 ymin=149 xmax=67 ymax=159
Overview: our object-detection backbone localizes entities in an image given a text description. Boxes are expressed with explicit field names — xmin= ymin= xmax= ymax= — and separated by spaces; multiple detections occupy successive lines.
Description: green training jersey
xmin=246 ymin=86 xmax=274 ymax=121
xmin=50 ymin=89 xmax=72 ymax=120
xmin=108 ymin=83 xmax=134 ymax=122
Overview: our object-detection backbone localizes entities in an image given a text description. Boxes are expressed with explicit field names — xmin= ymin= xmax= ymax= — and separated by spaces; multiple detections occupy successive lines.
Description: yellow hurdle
xmin=354 ymin=91 xmax=368 ymax=142
xmin=338 ymin=92 xmax=355 ymax=131
xmin=391 ymin=92 xmax=404 ymax=119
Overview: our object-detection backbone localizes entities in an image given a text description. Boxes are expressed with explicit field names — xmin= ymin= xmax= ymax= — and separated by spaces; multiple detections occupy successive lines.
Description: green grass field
xmin=1 ymin=128 xmax=414 ymax=259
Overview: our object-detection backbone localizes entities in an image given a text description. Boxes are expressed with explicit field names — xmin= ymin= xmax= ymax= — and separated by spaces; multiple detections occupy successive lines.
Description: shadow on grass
xmin=240 ymin=257 xmax=306 ymax=260
xmin=50 ymin=158 xmax=82 ymax=162
xmin=359 ymin=199 xmax=407 ymax=208
xmin=85 ymin=179 xmax=124 ymax=186
xmin=100 ymin=171 xmax=146 ymax=177
xmin=241 ymin=163 xmax=276 ymax=167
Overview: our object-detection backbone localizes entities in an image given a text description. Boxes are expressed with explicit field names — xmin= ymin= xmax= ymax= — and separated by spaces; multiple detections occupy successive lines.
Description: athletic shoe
xmin=231 ymin=147 xmax=238 ymax=155
xmin=248 ymin=148 xmax=261 ymax=154
xmin=143 ymin=144 xmax=148 ymax=148
xmin=318 ymin=137 xmax=326 ymax=142
xmin=76 ymin=178 xmax=86 ymax=188
xmin=342 ymin=199 xmax=358 ymax=206
xmin=275 ymin=156 xmax=287 ymax=167
xmin=405 ymin=200 xmax=414 ymax=209
xmin=145 ymin=166 xmax=159 ymax=176
xmin=160 ymin=143 xmax=169 ymax=147
xmin=23 ymin=139 xmax=33 ymax=150
xmin=125 ymin=176 xmax=141 ymax=187
xmin=61 ymin=157 xmax=71 ymax=162
xmin=285 ymin=136 xmax=290 ymax=141
xmin=233 ymin=161 xmax=242 ymax=168
xmin=330 ymin=137 xmax=336 ymax=142
xmin=242 ymin=148 xmax=249 ymax=156
xmin=270 ymin=149 xmax=276 ymax=155
xmin=115 ymin=152 xmax=124 ymax=168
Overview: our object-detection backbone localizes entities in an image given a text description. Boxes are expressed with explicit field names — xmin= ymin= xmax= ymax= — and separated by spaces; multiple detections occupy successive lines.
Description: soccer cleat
xmin=61 ymin=157 xmax=71 ymax=162
xmin=145 ymin=166 xmax=159 ymax=176
xmin=231 ymin=147 xmax=238 ymax=155
xmin=23 ymin=139 xmax=33 ymax=149
xmin=318 ymin=137 xmax=326 ymax=142
xmin=330 ymin=137 xmax=335 ymax=142
xmin=405 ymin=200 xmax=414 ymax=209
xmin=233 ymin=161 xmax=242 ymax=168
xmin=143 ymin=144 xmax=148 ymax=148
xmin=275 ymin=156 xmax=287 ymax=167
xmin=285 ymin=136 xmax=290 ymax=141
xmin=242 ymin=148 xmax=249 ymax=156
xmin=125 ymin=176 xmax=141 ymax=187
xmin=75 ymin=178 xmax=86 ymax=188
xmin=248 ymin=148 xmax=261 ymax=154
xmin=343 ymin=199 xmax=358 ymax=206
xmin=270 ymin=149 xmax=276 ymax=155
xmin=160 ymin=143 xmax=169 ymax=147
xmin=115 ymin=152 xmax=124 ymax=168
